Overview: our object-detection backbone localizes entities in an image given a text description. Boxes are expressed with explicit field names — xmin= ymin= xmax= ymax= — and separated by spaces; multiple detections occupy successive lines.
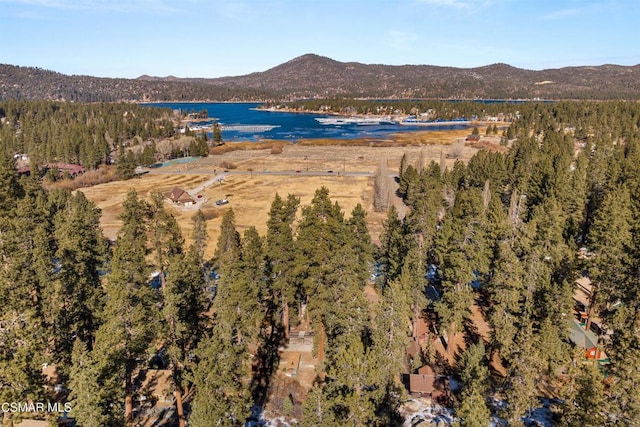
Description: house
xmin=409 ymin=365 xmax=437 ymax=395
xmin=168 ymin=187 xmax=195 ymax=206
xmin=572 ymin=276 xmax=612 ymax=338
xmin=569 ymin=318 xmax=608 ymax=362
xmin=408 ymin=365 xmax=449 ymax=402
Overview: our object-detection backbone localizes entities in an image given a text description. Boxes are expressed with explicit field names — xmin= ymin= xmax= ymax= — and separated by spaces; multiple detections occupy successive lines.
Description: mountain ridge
xmin=2 ymin=53 xmax=639 ymax=102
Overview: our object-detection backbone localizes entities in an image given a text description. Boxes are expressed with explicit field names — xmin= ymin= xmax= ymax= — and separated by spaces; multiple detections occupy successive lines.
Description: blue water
xmin=144 ymin=102 xmax=470 ymax=142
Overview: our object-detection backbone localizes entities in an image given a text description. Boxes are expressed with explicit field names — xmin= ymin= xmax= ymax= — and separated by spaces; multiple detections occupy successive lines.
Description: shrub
xmin=282 ymin=395 xmax=294 ymax=415
xmin=219 ymin=161 xmax=237 ymax=170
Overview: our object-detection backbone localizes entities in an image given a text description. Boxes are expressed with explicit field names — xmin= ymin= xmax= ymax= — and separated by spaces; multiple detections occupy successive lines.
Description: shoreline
xmin=256 ymin=106 xmax=494 ymax=127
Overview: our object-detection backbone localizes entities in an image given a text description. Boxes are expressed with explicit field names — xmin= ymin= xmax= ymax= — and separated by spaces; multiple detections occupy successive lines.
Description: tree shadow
xmin=249 ymin=300 xmax=287 ymax=409
xmin=462 ymin=315 xmax=482 ymax=349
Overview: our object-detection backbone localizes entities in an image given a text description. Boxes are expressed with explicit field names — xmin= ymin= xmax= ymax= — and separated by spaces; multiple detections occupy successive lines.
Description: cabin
xmin=408 ymin=365 xmax=449 ymax=402
xmin=572 ymin=276 xmax=612 ymax=339
xmin=167 ymin=187 xmax=195 ymax=206
xmin=569 ymin=318 xmax=608 ymax=363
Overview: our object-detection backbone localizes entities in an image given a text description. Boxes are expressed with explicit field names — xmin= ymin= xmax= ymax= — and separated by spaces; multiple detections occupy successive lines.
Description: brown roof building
xmin=168 ymin=187 xmax=194 ymax=206
xmin=408 ymin=365 xmax=449 ymax=403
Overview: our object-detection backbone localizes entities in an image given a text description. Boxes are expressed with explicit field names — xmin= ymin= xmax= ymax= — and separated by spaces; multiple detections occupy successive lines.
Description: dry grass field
xmin=80 ymin=130 xmax=484 ymax=260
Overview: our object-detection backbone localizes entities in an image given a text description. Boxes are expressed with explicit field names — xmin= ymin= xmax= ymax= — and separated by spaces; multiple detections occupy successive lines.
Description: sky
xmin=0 ymin=0 xmax=638 ymax=79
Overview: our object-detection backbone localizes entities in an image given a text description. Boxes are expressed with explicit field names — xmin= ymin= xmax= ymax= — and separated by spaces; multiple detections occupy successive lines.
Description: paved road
xmin=146 ymin=168 xmax=377 ymax=178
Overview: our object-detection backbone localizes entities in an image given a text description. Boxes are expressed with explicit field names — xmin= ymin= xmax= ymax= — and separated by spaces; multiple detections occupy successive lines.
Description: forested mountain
xmin=2 ymin=54 xmax=640 ymax=101
xmin=0 ymin=64 xmax=274 ymax=103
xmin=207 ymin=54 xmax=640 ymax=100
xmin=0 ymin=100 xmax=177 ymax=169
xmin=2 ymin=100 xmax=640 ymax=425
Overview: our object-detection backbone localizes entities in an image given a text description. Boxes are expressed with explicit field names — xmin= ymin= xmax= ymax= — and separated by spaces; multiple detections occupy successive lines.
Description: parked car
xmin=215 ymin=198 xmax=229 ymax=206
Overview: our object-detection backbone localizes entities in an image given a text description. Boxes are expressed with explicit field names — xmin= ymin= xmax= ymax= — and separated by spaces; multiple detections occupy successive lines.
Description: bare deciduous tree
xmin=374 ymin=159 xmax=390 ymax=212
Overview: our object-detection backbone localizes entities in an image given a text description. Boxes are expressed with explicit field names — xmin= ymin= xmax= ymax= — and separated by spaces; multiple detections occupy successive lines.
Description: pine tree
xmin=189 ymin=323 xmax=252 ymax=427
xmin=398 ymin=164 xmax=418 ymax=201
xmin=564 ymin=150 xmax=588 ymax=244
xmin=0 ymin=188 xmax=49 ymax=427
xmin=372 ymin=274 xmax=412 ymax=412
xmin=486 ymin=241 xmax=525 ymax=362
xmin=321 ymin=337 xmax=380 ymax=425
xmin=163 ymin=244 xmax=207 ymax=427
xmin=239 ymin=226 xmax=266 ymax=319
xmin=191 ymin=209 xmax=208 ymax=257
xmin=265 ymin=193 xmax=300 ymax=339
xmin=504 ymin=323 xmax=541 ymax=426
xmin=68 ymin=340 xmax=111 ymax=426
xmin=379 ymin=205 xmax=407 ymax=287
xmin=52 ymin=191 xmax=106 ymax=364
xmin=560 ymin=362 xmax=608 ymax=427
xmin=214 ymin=208 xmax=241 ymax=278
xmin=457 ymin=389 xmax=491 ymax=427
xmin=296 ymin=188 xmax=371 ymax=362
xmin=605 ymin=306 xmax=640 ymax=424
xmin=149 ymin=190 xmax=184 ymax=289
xmin=404 ymin=163 xmax=442 ymax=253
xmin=213 ymin=226 xmax=263 ymax=346
xmin=93 ymin=190 xmax=159 ymax=426
xmin=456 ymin=343 xmax=491 ymax=426
xmin=116 ymin=143 xmax=136 ymax=180
xmin=434 ymin=188 xmax=490 ymax=351
xmin=213 ymin=121 xmax=223 ymax=145
xmin=0 ymin=309 xmax=47 ymax=427
xmin=588 ymin=185 xmax=634 ymax=327
xmin=0 ymin=151 xmax=23 ymax=216
xmin=301 ymin=384 xmax=336 ymax=427
xmin=347 ymin=203 xmax=374 ymax=285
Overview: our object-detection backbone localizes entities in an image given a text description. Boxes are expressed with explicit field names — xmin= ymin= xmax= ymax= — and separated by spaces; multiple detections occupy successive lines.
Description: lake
xmin=144 ymin=102 xmax=470 ymax=142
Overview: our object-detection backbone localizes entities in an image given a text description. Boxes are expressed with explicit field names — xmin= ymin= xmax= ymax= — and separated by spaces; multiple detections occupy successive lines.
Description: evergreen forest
xmin=0 ymin=100 xmax=640 ymax=426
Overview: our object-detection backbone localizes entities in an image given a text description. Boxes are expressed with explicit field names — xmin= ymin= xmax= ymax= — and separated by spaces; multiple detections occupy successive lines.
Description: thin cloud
xmin=543 ymin=7 xmax=582 ymax=20
xmin=542 ymin=1 xmax=620 ymax=21
xmin=0 ymin=0 xmax=181 ymax=14
xmin=416 ymin=0 xmax=494 ymax=10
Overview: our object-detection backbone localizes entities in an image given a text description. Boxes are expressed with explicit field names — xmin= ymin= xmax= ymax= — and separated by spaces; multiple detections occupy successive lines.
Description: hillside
xmin=208 ymin=54 xmax=640 ymax=99
xmin=0 ymin=65 xmax=274 ymax=102
xmin=2 ymin=54 xmax=640 ymax=101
